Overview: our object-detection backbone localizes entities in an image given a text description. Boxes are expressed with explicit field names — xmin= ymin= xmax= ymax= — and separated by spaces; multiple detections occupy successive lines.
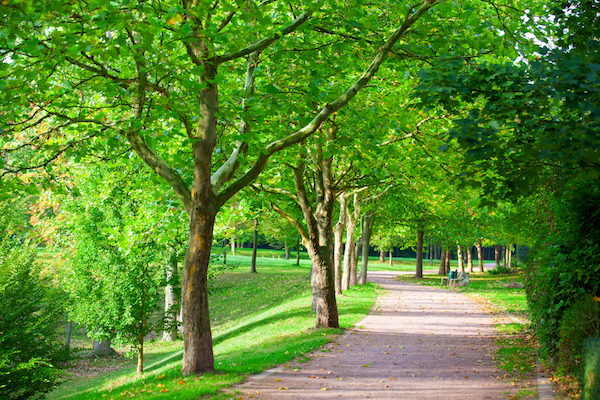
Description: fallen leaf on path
xmin=278 ymin=387 xmax=288 ymax=390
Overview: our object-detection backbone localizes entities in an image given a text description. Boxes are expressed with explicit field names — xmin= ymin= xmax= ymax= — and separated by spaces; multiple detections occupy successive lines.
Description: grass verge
xmin=48 ymin=260 xmax=377 ymax=400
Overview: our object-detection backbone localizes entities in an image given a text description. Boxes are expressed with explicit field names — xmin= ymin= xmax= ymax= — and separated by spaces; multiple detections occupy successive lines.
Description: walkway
xmin=227 ymin=270 xmax=524 ymax=400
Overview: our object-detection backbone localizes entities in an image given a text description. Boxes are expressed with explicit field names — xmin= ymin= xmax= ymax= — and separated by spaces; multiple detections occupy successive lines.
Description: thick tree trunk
xmin=495 ymin=245 xmax=500 ymax=269
xmin=415 ymin=229 xmax=424 ymax=278
xmin=457 ymin=244 xmax=464 ymax=272
xmin=358 ymin=214 xmax=374 ymax=285
xmin=251 ymin=218 xmax=258 ymax=273
xmin=231 ymin=236 xmax=236 ymax=256
xmin=284 ymin=242 xmax=290 ymax=260
xmin=334 ymin=194 xmax=348 ymax=295
xmin=379 ymin=249 xmax=385 ymax=262
xmin=162 ymin=253 xmax=179 ymax=342
xmin=445 ymin=250 xmax=451 ymax=274
xmin=438 ymin=250 xmax=447 ymax=275
xmin=389 ymin=248 xmax=393 ymax=266
xmin=91 ymin=339 xmax=115 ymax=357
xmin=476 ymin=239 xmax=484 ymax=272
xmin=467 ymin=246 xmax=473 ymax=272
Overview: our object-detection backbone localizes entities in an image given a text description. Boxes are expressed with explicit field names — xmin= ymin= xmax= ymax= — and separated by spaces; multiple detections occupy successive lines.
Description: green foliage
xmin=582 ymin=337 xmax=600 ymax=400
xmin=557 ymin=298 xmax=600 ymax=377
xmin=0 ymin=234 xmax=66 ymax=400
xmin=525 ymin=181 xmax=600 ymax=362
xmin=487 ymin=264 xmax=513 ymax=275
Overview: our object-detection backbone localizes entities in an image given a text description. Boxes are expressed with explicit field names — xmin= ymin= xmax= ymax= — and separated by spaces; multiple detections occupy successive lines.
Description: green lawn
xmin=48 ymin=258 xmax=378 ymax=400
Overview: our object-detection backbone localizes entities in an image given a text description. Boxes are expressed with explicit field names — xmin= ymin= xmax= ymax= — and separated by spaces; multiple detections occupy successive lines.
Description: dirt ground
xmin=225 ymin=270 xmax=528 ymax=400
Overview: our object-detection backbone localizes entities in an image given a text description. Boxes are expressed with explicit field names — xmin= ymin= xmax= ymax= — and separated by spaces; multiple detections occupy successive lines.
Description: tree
xmin=1 ymin=0 xmax=531 ymax=374
xmin=53 ymin=166 xmax=171 ymax=375
xmin=0 ymin=231 xmax=65 ymax=400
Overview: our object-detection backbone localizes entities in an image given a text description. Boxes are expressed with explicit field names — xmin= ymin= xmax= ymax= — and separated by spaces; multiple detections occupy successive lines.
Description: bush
xmin=557 ymin=297 xmax=600 ymax=376
xmin=0 ymin=234 xmax=66 ymax=399
xmin=525 ymin=181 xmax=600 ymax=362
xmin=487 ymin=264 xmax=513 ymax=275
xmin=582 ymin=337 xmax=600 ymax=400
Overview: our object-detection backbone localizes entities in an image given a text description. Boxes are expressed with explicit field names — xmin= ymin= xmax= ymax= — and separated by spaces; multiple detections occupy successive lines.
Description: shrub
xmin=557 ymin=297 xmax=600 ymax=376
xmin=525 ymin=181 xmax=600 ymax=362
xmin=582 ymin=337 xmax=600 ymax=400
xmin=0 ymin=234 xmax=66 ymax=399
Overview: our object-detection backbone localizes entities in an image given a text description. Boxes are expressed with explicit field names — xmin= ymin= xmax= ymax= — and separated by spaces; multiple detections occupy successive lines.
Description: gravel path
xmin=227 ymin=270 xmax=522 ymax=400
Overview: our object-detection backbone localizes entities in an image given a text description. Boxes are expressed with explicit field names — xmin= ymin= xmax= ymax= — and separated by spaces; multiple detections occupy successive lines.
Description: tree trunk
xmin=495 ymin=245 xmax=500 ymax=269
xmin=65 ymin=321 xmax=72 ymax=349
xmin=389 ymin=247 xmax=393 ymax=266
xmin=342 ymin=193 xmax=361 ymax=290
xmin=350 ymin=239 xmax=360 ymax=286
xmin=467 ymin=246 xmax=473 ymax=272
xmin=457 ymin=244 xmax=464 ymax=272
xmin=92 ymin=339 xmax=115 ymax=357
xmin=445 ymin=250 xmax=451 ymax=274
xmin=231 ymin=236 xmax=236 ymax=256
xmin=438 ymin=250 xmax=447 ymax=275
xmin=251 ymin=218 xmax=258 ymax=273
xmin=429 ymin=237 xmax=434 ymax=266
xmin=358 ymin=214 xmax=374 ymax=285
xmin=415 ymin=229 xmax=424 ymax=278
xmin=334 ymin=194 xmax=348 ymax=295
xmin=379 ymin=249 xmax=385 ymax=262
xmin=296 ymin=237 xmax=300 ymax=266
xmin=284 ymin=242 xmax=290 ymax=260
xmin=162 ymin=253 xmax=179 ymax=342
xmin=476 ymin=239 xmax=484 ymax=272
xmin=137 ymin=314 xmax=144 ymax=375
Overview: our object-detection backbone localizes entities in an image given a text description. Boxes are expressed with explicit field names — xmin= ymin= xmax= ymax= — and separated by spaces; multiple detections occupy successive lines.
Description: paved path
xmin=228 ymin=271 xmax=523 ymax=400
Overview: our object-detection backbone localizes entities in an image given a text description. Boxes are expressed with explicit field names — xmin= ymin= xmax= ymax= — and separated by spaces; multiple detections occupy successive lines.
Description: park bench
xmin=441 ymin=271 xmax=469 ymax=287
xmin=450 ymin=272 xmax=469 ymax=287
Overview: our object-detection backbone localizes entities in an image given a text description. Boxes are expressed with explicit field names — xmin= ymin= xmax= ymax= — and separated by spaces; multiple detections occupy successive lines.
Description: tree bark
xmin=284 ymin=242 xmax=290 ymax=260
xmin=457 ymin=244 xmax=464 ymax=272
xmin=65 ymin=321 xmax=72 ymax=349
xmin=495 ymin=245 xmax=500 ymax=269
xmin=334 ymin=194 xmax=348 ymax=295
xmin=358 ymin=214 xmax=374 ymax=285
xmin=342 ymin=193 xmax=361 ymax=290
xmin=91 ymin=339 xmax=115 ymax=357
xmin=162 ymin=252 xmax=179 ymax=342
xmin=438 ymin=250 xmax=447 ymax=275
xmin=389 ymin=247 xmax=393 ymax=266
xmin=467 ymin=245 xmax=473 ymax=272
xmin=251 ymin=218 xmax=258 ymax=273
xmin=445 ymin=249 xmax=451 ymax=274
xmin=379 ymin=249 xmax=385 ymax=262
xmin=137 ymin=313 xmax=145 ymax=375
xmin=476 ymin=239 xmax=484 ymax=272
xmin=350 ymin=239 xmax=360 ymax=286
xmin=415 ymin=229 xmax=424 ymax=278
xmin=231 ymin=236 xmax=236 ymax=256
xmin=296 ymin=237 xmax=300 ymax=266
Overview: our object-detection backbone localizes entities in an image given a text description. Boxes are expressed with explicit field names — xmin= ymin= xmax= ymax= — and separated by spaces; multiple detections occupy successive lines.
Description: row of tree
xmin=2 ymin=0 xmax=597 ymax=391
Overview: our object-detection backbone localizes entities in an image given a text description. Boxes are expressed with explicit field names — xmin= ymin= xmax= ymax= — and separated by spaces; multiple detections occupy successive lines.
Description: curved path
xmin=227 ymin=271 xmax=523 ymax=400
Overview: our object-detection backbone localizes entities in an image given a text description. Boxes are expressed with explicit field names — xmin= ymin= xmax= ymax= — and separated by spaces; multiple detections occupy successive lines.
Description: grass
xmin=48 ymin=257 xmax=378 ymax=400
